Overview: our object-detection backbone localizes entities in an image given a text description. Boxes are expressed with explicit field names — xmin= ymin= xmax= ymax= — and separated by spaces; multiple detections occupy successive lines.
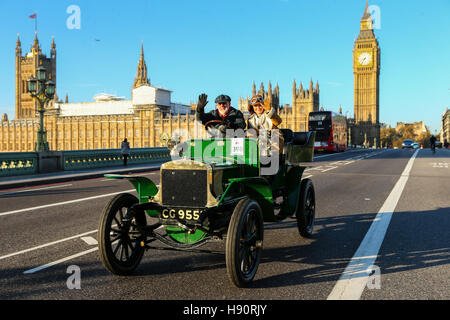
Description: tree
xmin=380 ymin=127 xmax=398 ymax=148
xmin=391 ymin=124 xmax=418 ymax=148
xmin=401 ymin=125 xmax=417 ymax=140
xmin=417 ymin=131 xmax=432 ymax=148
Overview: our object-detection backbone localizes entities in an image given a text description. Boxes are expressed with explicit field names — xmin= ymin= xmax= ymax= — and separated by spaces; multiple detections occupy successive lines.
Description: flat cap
xmin=215 ymin=94 xmax=231 ymax=104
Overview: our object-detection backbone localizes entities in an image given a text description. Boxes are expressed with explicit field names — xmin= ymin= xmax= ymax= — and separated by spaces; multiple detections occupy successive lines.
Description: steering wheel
xmin=204 ymin=120 xmax=226 ymax=131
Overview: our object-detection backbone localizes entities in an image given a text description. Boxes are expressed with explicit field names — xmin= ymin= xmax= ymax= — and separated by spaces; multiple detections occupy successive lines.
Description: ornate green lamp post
xmin=27 ymin=66 xmax=55 ymax=152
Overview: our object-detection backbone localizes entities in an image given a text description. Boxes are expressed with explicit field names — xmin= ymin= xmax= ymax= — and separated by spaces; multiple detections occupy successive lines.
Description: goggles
xmin=250 ymin=96 xmax=264 ymax=106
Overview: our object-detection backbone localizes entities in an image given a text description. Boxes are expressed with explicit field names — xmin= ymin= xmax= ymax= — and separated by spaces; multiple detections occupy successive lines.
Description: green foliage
xmin=417 ymin=131 xmax=432 ymax=148
xmin=380 ymin=127 xmax=398 ymax=148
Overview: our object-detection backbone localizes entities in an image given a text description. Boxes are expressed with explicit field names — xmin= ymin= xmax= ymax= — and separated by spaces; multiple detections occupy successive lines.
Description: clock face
xmin=358 ymin=52 xmax=372 ymax=66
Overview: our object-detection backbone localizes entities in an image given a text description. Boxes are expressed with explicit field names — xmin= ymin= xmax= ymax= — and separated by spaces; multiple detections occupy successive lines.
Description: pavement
xmin=0 ymin=161 xmax=166 ymax=191
xmin=0 ymin=147 xmax=448 ymax=301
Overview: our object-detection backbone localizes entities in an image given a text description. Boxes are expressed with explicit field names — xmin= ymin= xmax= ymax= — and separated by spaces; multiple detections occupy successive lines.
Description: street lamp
xmin=27 ymin=66 xmax=55 ymax=152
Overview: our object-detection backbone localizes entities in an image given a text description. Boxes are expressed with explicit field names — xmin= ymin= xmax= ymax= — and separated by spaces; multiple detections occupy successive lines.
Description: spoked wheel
xmin=296 ymin=179 xmax=316 ymax=238
xmin=226 ymin=198 xmax=264 ymax=288
xmin=98 ymin=193 xmax=147 ymax=275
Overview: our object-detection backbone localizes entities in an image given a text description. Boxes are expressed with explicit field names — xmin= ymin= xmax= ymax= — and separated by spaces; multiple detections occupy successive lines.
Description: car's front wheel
xmin=98 ymin=193 xmax=147 ymax=275
xmin=226 ymin=198 xmax=264 ymax=288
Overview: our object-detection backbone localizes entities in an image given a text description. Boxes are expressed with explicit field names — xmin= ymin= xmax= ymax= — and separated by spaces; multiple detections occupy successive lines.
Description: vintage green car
xmin=98 ymin=129 xmax=316 ymax=287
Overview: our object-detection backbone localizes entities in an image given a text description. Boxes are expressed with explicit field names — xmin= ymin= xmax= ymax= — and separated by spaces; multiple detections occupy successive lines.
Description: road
xmin=0 ymin=148 xmax=448 ymax=301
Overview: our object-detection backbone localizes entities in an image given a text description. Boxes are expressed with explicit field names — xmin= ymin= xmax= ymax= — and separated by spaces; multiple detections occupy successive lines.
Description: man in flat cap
xmin=196 ymin=93 xmax=246 ymax=136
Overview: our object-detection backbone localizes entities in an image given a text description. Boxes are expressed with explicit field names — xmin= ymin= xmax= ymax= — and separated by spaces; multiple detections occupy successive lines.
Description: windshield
xmin=185 ymin=138 xmax=259 ymax=167
xmin=309 ymin=113 xmax=331 ymax=121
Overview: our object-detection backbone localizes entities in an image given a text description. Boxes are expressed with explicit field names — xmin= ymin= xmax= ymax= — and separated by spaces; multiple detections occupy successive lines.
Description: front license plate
xmin=161 ymin=208 xmax=203 ymax=221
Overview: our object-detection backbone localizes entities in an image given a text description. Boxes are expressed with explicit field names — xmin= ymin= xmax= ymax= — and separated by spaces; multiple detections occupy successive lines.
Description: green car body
xmin=100 ymin=130 xmax=316 ymax=287
xmin=105 ymin=133 xmax=314 ymax=243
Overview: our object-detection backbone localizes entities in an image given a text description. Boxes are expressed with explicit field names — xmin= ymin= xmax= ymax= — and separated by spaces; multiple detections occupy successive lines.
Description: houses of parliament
xmin=0 ymin=2 xmax=379 ymax=152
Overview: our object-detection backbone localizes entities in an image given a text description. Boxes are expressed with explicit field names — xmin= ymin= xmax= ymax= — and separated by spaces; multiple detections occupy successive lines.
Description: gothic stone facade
xmin=2 ymin=33 xmax=322 ymax=153
xmin=1 ymin=37 xmax=199 ymax=152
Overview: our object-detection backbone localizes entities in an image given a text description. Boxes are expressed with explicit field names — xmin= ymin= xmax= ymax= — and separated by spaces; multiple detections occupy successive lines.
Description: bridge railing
xmin=0 ymin=152 xmax=39 ymax=177
xmin=0 ymin=148 xmax=171 ymax=177
xmin=62 ymin=148 xmax=171 ymax=171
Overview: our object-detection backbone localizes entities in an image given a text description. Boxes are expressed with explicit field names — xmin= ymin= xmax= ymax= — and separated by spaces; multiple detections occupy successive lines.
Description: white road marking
xmin=305 ymin=166 xmax=324 ymax=171
xmin=81 ymin=236 xmax=98 ymax=246
xmin=321 ymin=166 xmax=338 ymax=172
xmin=0 ymin=229 xmax=98 ymax=261
xmin=0 ymin=189 xmax=136 ymax=218
xmin=0 ymin=184 xmax=73 ymax=196
xmin=23 ymin=248 xmax=98 ymax=274
xmin=328 ymin=149 xmax=419 ymax=300
xmin=314 ymin=153 xmax=338 ymax=159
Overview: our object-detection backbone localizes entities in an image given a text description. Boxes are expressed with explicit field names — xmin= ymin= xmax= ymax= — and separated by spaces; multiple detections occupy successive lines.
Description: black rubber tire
xmin=98 ymin=193 xmax=146 ymax=275
xmin=296 ymin=179 xmax=316 ymax=238
xmin=226 ymin=198 xmax=264 ymax=288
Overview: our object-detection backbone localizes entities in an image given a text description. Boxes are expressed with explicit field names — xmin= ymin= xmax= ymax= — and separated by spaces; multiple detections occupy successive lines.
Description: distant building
xmin=395 ymin=121 xmax=429 ymax=137
xmin=1 ymin=35 xmax=194 ymax=152
xmin=14 ymin=33 xmax=57 ymax=120
xmin=442 ymin=108 xmax=450 ymax=144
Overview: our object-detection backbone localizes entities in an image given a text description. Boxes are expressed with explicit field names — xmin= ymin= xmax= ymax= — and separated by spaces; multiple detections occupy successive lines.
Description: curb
xmin=0 ymin=163 xmax=164 ymax=191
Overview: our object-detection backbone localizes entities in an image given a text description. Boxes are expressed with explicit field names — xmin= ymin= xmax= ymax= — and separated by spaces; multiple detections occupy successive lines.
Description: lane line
xmin=0 ymin=189 xmax=136 ymax=218
xmin=314 ymin=153 xmax=339 ymax=159
xmin=0 ymin=184 xmax=73 ymax=196
xmin=24 ymin=226 xmax=167 ymax=274
xmin=327 ymin=149 xmax=419 ymax=300
xmin=81 ymin=236 xmax=98 ymax=246
xmin=0 ymin=229 xmax=98 ymax=261
xmin=23 ymin=248 xmax=98 ymax=274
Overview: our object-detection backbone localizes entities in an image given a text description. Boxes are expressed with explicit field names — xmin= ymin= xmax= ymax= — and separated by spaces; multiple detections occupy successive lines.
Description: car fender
xmin=223 ymin=177 xmax=276 ymax=222
xmin=103 ymin=174 xmax=158 ymax=203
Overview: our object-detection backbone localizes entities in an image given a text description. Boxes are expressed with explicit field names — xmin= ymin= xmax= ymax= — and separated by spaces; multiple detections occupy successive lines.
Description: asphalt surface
xmin=0 ymin=148 xmax=448 ymax=302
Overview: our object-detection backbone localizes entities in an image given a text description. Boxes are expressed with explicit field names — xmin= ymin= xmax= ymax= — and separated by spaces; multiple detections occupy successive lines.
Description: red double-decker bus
xmin=308 ymin=111 xmax=347 ymax=152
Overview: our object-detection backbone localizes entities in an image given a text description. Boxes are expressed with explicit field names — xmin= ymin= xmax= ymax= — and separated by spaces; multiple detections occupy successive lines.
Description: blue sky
xmin=0 ymin=0 xmax=448 ymax=134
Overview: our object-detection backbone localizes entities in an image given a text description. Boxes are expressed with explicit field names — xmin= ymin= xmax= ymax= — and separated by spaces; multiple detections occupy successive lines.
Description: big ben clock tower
xmin=352 ymin=1 xmax=380 ymax=147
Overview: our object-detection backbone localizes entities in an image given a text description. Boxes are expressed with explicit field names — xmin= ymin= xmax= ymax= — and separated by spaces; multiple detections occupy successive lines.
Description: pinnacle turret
xmin=32 ymin=31 xmax=40 ymax=53
xmin=16 ymin=34 xmax=22 ymax=55
xmin=51 ymin=36 xmax=56 ymax=58
xmin=133 ymin=42 xmax=150 ymax=89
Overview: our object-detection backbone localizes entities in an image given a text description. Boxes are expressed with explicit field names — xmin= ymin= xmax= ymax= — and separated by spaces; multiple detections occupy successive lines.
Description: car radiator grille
xmin=161 ymin=169 xmax=207 ymax=207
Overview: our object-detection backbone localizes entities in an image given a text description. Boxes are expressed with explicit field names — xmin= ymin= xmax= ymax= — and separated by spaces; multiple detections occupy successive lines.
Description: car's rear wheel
xmin=98 ymin=193 xmax=146 ymax=275
xmin=296 ymin=179 xmax=316 ymax=238
xmin=226 ymin=198 xmax=264 ymax=288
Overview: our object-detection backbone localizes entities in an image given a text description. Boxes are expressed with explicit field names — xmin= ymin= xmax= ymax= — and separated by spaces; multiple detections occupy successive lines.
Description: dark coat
xmin=198 ymin=107 xmax=246 ymax=130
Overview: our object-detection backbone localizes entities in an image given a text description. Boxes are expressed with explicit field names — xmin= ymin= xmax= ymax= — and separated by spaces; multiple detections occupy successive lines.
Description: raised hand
xmin=197 ymin=93 xmax=208 ymax=113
